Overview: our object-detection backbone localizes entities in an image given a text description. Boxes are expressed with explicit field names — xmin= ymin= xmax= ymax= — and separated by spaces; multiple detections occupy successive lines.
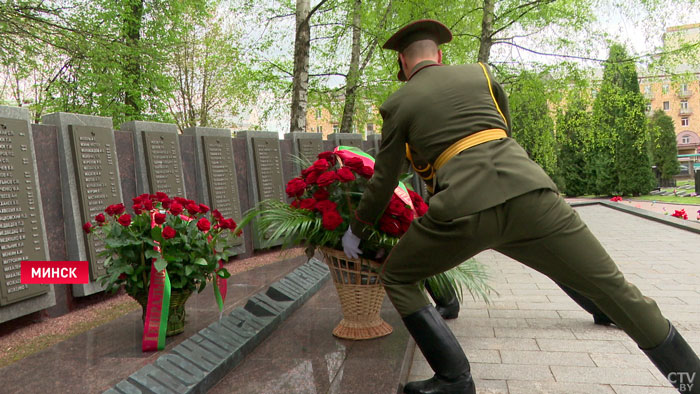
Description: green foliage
xmin=424 ymin=259 xmax=496 ymax=304
xmin=556 ymin=98 xmax=592 ymax=196
xmin=508 ymin=71 xmax=558 ymax=178
xmin=591 ymin=43 xmax=655 ymax=196
xmin=648 ymin=109 xmax=680 ymax=180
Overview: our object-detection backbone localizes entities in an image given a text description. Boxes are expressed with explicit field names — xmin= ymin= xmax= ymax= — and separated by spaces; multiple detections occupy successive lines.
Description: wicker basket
xmin=320 ymin=247 xmax=393 ymax=340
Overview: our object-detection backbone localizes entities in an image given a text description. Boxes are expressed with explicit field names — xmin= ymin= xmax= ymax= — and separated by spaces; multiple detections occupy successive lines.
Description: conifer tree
xmin=648 ymin=109 xmax=680 ymax=182
xmin=557 ymin=98 xmax=592 ymax=196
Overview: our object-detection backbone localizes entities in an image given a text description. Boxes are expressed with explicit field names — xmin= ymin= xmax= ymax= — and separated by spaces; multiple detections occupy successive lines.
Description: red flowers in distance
xmin=610 ymin=196 xmax=623 ymax=202
xmin=671 ymin=209 xmax=688 ymax=220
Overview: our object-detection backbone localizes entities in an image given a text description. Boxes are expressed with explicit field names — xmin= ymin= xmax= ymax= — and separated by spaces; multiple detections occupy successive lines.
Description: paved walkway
xmin=407 ymin=204 xmax=700 ymax=394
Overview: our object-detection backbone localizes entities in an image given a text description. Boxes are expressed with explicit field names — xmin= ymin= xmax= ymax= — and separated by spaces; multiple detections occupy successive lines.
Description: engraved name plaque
xmin=69 ymin=125 xmax=122 ymax=279
xmin=143 ymin=131 xmax=185 ymax=197
xmin=202 ymin=136 xmax=243 ymax=247
xmin=0 ymin=118 xmax=49 ymax=305
xmin=298 ymin=138 xmax=323 ymax=163
xmin=252 ymin=138 xmax=285 ymax=203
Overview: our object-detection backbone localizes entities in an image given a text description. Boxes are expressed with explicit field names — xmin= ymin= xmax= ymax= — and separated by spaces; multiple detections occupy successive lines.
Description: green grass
xmin=634 ymin=195 xmax=700 ymax=205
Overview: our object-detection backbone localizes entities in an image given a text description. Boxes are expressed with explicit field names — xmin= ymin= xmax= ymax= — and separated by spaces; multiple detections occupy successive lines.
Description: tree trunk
xmin=122 ymin=0 xmax=144 ymax=119
xmin=478 ymin=0 xmax=495 ymax=63
xmin=289 ymin=0 xmax=311 ymax=133
xmin=339 ymin=0 xmax=362 ymax=134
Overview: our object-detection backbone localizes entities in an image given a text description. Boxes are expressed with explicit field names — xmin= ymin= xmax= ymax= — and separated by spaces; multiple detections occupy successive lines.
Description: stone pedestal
xmin=327 ymin=133 xmax=363 ymax=149
xmin=42 ymin=112 xmax=122 ymax=297
xmin=0 ymin=106 xmax=55 ymax=322
xmin=284 ymin=132 xmax=323 ymax=173
xmin=183 ymin=127 xmax=244 ymax=255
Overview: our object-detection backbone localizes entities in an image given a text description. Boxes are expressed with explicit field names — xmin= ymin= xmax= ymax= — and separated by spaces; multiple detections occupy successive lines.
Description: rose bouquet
xmin=83 ymin=193 xmax=237 ymax=299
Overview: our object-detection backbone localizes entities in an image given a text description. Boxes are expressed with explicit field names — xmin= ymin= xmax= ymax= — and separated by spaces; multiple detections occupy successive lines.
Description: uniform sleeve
xmin=350 ymin=106 xmax=406 ymax=239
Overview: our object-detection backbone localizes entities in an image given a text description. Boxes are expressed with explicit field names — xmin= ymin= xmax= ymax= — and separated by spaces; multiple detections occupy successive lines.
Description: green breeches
xmin=379 ymin=189 xmax=670 ymax=349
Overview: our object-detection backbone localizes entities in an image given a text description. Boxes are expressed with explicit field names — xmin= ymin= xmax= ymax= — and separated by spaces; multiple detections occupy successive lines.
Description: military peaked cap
xmin=382 ymin=19 xmax=452 ymax=52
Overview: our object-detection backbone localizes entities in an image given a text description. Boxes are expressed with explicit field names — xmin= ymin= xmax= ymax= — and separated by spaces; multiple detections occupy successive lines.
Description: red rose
xmin=337 ymin=167 xmax=355 ymax=183
xmin=311 ymin=159 xmax=330 ymax=172
xmin=399 ymin=219 xmax=411 ymax=234
xmin=186 ymin=202 xmax=200 ymax=215
xmin=199 ymin=204 xmax=210 ymax=214
xmin=313 ymin=188 xmax=329 ymax=201
xmin=286 ymin=177 xmax=307 ymax=198
xmin=414 ymin=200 xmax=428 ymax=217
xmin=291 ymin=199 xmax=301 ymax=209
xmin=105 ymin=203 xmax=125 ymax=216
xmin=316 ymin=171 xmax=337 ymax=187
xmin=132 ymin=204 xmax=143 ymax=215
xmin=318 ymin=151 xmax=336 ymax=161
xmin=358 ymin=166 xmax=374 ymax=178
xmin=322 ymin=210 xmax=343 ymax=231
xmin=197 ymin=217 xmax=211 ymax=232
xmin=315 ymin=200 xmax=337 ymax=213
xmin=117 ymin=214 xmax=131 ymax=227
xmin=143 ymin=199 xmax=153 ymax=210
xmin=400 ymin=207 xmax=414 ymax=224
xmin=132 ymin=196 xmax=143 ymax=205
xmin=82 ymin=222 xmax=92 ymax=233
xmin=174 ymin=197 xmax=189 ymax=205
xmin=343 ymin=157 xmax=364 ymax=171
xmin=95 ymin=213 xmax=105 ymax=224
xmin=221 ymin=218 xmax=237 ymax=230
xmin=379 ymin=215 xmax=401 ymax=236
xmin=162 ymin=226 xmax=176 ymax=239
xmin=156 ymin=192 xmax=168 ymax=200
xmin=305 ymin=171 xmax=320 ymax=184
xmin=170 ymin=202 xmax=184 ymax=216
xmin=301 ymin=166 xmax=314 ymax=178
xmin=154 ymin=213 xmax=166 ymax=225
xmin=161 ymin=198 xmax=172 ymax=209
xmin=299 ymin=198 xmax=316 ymax=211
xmin=387 ymin=197 xmax=406 ymax=216
xmin=213 ymin=209 xmax=223 ymax=221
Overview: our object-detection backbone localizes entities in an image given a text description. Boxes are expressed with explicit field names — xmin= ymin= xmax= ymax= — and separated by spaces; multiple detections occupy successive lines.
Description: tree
xmin=508 ymin=71 xmax=557 ymax=178
xmin=648 ymin=109 xmax=680 ymax=181
xmin=556 ymin=96 xmax=593 ymax=196
xmin=592 ymin=43 xmax=655 ymax=196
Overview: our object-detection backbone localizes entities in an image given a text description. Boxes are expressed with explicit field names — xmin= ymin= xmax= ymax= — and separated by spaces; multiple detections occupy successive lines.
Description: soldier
xmin=342 ymin=19 xmax=700 ymax=394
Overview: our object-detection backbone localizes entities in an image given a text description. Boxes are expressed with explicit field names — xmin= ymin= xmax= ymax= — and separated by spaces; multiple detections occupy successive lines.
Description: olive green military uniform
xmin=351 ymin=60 xmax=670 ymax=349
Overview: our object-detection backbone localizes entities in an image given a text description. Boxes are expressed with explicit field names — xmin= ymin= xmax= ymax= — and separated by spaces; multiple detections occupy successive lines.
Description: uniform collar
xmin=407 ymin=60 xmax=442 ymax=81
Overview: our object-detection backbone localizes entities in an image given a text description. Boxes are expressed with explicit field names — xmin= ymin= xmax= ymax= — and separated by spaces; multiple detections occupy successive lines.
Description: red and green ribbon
xmin=333 ymin=145 xmax=415 ymax=212
xmin=142 ymin=211 xmax=172 ymax=352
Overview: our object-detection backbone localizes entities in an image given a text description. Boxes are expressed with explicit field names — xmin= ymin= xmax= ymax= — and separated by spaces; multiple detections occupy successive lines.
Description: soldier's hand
xmin=342 ymin=228 xmax=363 ymax=259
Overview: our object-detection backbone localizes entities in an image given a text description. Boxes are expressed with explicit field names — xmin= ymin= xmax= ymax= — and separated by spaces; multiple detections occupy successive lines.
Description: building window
xmin=317 ymin=125 xmax=323 ymax=133
xmin=662 ymin=84 xmax=669 ymax=94
xmin=682 ymin=135 xmax=690 ymax=144
xmin=645 ymin=103 xmax=652 ymax=112
xmin=681 ymin=117 xmax=689 ymax=127
xmin=332 ymin=124 xmax=339 ymax=133
xmin=366 ymin=123 xmax=374 ymax=134
xmin=315 ymin=109 xmax=322 ymax=119
xmin=680 ymin=83 xmax=689 ymax=95
xmin=663 ymin=101 xmax=670 ymax=111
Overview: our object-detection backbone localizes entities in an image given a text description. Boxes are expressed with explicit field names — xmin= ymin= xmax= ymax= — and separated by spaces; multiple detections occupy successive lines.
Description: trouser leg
xmin=495 ymin=189 xmax=669 ymax=348
xmin=424 ymin=279 xmax=460 ymax=319
xmin=556 ymin=282 xmax=614 ymax=325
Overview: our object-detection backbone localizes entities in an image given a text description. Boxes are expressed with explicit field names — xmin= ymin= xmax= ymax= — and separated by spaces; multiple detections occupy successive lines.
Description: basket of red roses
xmin=243 ymin=146 xmax=425 ymax=339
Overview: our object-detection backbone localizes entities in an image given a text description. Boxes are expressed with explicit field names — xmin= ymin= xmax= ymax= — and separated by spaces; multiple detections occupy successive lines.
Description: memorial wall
xmin=0 ymin=106 xmax=377 ymax=324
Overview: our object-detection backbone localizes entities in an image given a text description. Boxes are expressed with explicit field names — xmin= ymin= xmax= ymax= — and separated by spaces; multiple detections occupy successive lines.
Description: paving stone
xmin=536 ymin=338 xmax=632 ymax=354
xmin=551 ymin=365 xmax=660 ymax=385
xmin=459 ymin=337 xmax=540 ymax=351
xmin=611 ymin=384 xmax=677 ymax=393
xmin=507 ymin=380 xmax=616 ymax=394
xmin=471 ymin=362 xmax=555 ymax=381
xmin=494 ymin=327 xmax=576 ymax=339
xmin=473 ymin=379 xmax=509 ymax=394
xmin=500 ymin=350 xmax=595 ymax=366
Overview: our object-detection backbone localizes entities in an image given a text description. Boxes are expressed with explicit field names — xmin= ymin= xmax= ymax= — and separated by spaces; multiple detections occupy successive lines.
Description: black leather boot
xmin=643 ymin=323 xmax=700 ymax=394
xmin=424 ymin=281 xmax=460 ymax=320
xmin=557 ymin=282 xmax=615 ymax=326
xmin=402 ymin=305 xmax=476 ymax=394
